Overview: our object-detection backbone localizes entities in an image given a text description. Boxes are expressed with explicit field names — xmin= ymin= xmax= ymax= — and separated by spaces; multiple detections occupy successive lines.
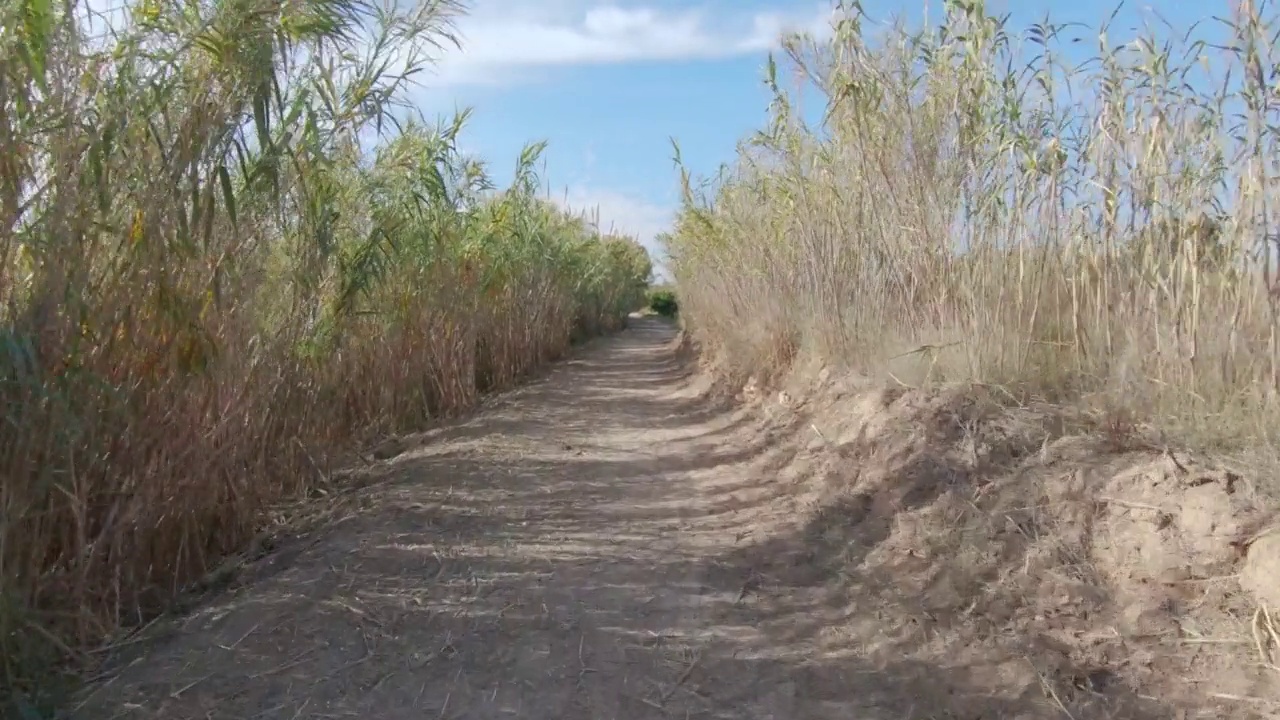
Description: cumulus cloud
xmin=431 ymin=1 xmax=837 ymax=87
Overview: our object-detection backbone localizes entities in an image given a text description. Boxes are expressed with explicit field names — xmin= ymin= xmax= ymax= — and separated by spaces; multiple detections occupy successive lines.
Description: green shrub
xmin=648 ymin=289 xmax=679 ymax=317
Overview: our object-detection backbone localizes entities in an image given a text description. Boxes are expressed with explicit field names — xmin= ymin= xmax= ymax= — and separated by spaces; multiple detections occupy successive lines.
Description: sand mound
xmin=1243 ymin=532 xmax=1280 ymax=609
xmin=730 ymin=367 xmax=1280 ymax=718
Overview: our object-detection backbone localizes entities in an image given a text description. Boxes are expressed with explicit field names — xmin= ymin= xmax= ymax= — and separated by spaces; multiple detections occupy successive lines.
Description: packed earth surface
xmin=71 ymin=318 xmax=1280 ymax=719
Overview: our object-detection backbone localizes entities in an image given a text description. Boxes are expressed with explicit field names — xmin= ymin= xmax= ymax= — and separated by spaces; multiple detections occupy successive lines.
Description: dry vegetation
xmin=0 ymin=0 xmax=650 ymax=707
xmin=663 ymin=0 xmax=1280 ymax=713
xmin=666 ymin=0 xmax=1280 ymax=455
xmin=12 ymin=0 xmax=1280 ymax=715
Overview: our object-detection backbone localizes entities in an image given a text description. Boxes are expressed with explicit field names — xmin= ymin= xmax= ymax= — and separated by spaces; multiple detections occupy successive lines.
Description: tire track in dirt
xmin=68 ymin=318 xmax=1223 ymax=719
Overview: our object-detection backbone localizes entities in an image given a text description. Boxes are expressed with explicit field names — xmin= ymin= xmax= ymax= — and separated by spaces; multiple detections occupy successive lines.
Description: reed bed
xmin=668 ymin=0 xmax=1280 ymax=452
xmin=0 ymin=0 xmax=650 ymax=705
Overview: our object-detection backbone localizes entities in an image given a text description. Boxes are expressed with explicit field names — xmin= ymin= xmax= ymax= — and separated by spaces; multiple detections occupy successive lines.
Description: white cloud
xmin=552 ymin=186 xmax=675 ymax=274
xmin=429 ymin=1 xmax=838 ymax=87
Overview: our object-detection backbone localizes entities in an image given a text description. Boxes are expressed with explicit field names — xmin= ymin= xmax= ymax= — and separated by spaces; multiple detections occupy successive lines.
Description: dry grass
xmin=664 ymin=5 xmax=1280 ymax=706
xmin=0 ymin=0 xmax=651 ymax=709
xmin=666 ymin=0 xmax=1280 ymax=457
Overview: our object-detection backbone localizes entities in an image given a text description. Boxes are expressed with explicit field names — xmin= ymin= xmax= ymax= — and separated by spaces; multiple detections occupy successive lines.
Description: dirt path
xmin=75 ymin=319 xmax=845 ymax=719
xmin=69 ymin=318 xmax=1232 ymax=719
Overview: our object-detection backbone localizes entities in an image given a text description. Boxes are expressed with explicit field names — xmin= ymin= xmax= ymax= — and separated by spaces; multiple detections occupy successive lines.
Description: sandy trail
xmin=70 ymin=318 xmax=1230 ymax=719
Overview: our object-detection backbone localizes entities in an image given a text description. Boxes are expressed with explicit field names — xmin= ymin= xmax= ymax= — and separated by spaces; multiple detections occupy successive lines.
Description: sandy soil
xmin=68 ymin=318 xmax=1280 ymax=719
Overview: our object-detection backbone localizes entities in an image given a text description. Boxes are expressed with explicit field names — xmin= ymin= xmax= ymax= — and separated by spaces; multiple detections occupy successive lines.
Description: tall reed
xmin=668 ymin=0 xmax=1280 ymax=451
xmin=0 ymin=0 xmax=651 ymax=707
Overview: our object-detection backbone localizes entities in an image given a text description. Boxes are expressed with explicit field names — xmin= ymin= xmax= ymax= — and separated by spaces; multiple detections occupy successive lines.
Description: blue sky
xmin=403 ymin=0 xmax=1231 ymax=272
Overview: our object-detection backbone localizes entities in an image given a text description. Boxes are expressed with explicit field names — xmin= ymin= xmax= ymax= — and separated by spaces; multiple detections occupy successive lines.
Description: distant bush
xmin=648 ymin=289 xmax=679 ymax=317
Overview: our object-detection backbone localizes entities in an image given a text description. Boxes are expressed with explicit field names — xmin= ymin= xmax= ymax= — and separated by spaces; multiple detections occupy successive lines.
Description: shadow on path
xmin=69 ymin=318 xmax=1192 ymax=720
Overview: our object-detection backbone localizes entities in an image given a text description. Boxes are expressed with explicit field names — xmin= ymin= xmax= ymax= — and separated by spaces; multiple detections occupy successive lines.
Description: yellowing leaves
xmin=134 ymin=0 xmax=163 ymax=25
